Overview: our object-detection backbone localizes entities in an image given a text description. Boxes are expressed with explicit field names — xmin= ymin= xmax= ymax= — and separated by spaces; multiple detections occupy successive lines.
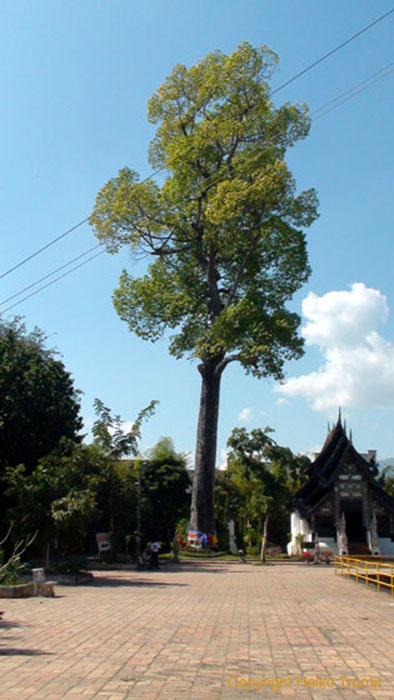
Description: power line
xmin=0 ymin=244 xmax=101 ymax=307
xmin=0 ymin=217 xmax=90 ymax=281
xmin=310 ymin=62 xmax=394 ymax=117
xmin=183 ymin=58 xmax=394 ymax=197
xmin=271 ymin=6 xmax=394 ymax=96
xmin=0 ymin=250 xmax=105 ymax=315
xmin=311 ymin=63 xmax=394 ymax=121
xmin=2 ymin=59 xmax=393 ymax=316
xmin=0 ymin=168 xmax=163 ymax=282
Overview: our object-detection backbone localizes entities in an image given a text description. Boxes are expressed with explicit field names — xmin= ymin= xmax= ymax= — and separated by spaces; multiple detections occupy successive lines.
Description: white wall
xmin=378 ymin=538 xmax=394 ymax=555
xmin=287 ymin=511 xmax=312 ymax=555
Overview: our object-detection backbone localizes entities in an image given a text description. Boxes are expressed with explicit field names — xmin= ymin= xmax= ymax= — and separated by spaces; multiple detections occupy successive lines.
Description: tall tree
xmin=0 ymin=319 xmax=82 ymax=471
xmin=89 ymin=42 xmax=318 ymax=535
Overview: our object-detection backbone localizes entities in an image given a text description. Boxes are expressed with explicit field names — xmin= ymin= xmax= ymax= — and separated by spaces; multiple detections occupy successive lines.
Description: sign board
xmin=96 ymin=532 xmax=111 ymax=553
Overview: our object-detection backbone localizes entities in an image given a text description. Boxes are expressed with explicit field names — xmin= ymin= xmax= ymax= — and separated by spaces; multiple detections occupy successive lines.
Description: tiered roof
xmin=293 ymin=415 xmax=394 ymax=517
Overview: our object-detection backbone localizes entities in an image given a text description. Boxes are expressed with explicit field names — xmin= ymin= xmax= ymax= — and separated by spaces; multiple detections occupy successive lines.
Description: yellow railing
xmin=334 ymin=556 xmax=394 ymax=595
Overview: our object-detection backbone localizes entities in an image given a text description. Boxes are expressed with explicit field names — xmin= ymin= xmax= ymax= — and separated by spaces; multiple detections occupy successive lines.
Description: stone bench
xmin=32 ymin=568 xmax=56 ymax=597
xmin=34 ymin=580 xmax=57 ymax=597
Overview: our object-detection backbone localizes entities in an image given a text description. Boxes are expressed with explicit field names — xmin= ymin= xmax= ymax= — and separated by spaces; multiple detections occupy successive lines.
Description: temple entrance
xmin=344 ymin=509 xmax=364 ymax=540
xmin=343 ymin=508 xmax=367 ymax=554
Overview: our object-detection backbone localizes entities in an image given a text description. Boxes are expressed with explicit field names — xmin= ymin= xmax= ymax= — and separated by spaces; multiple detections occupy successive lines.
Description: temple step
xmin=348 ymin=541 xmax=371 ymax=555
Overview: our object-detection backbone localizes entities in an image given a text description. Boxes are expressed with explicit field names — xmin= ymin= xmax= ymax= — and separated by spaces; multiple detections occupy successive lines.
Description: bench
xmin=32 ymin=568 xmax=56 ymax=597
xmin=34 ymin=580 xmax=57 ymax=597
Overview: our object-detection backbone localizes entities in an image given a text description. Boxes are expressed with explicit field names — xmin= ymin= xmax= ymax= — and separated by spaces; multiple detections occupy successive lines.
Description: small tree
xmin=4 ymin=441 xmax=102 ymax=565
xmin=4 ymin=400 xmax=158 ymax=564
xmin=381 ymin=465 xmax=394 ymax=497
xmin=138 ymin=437 xmax=190 ymax=546
xmin=91 ymin=398 xmax=157 ymax=539
xmin=222 ymin=427 xmax=299 ymax=560
xmin=0 ymin=524 xmax=36 ymax=585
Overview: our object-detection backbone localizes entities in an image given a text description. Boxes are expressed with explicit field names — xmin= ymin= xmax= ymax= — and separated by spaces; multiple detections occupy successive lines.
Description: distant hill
xmin=378 ymin=458 xmax=394 ymax=470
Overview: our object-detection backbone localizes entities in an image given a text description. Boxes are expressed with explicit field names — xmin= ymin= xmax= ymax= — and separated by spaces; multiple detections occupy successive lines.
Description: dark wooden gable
xmin=293 ymin=418 xmax=394 ymax=518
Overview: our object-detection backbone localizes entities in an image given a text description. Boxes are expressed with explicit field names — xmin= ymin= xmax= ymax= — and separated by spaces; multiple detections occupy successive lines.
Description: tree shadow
xmin=0 ymin=647 xmax=54 ymax=656
xmin=0 ymin=620 xmax=24 ymax=629
xmin=88 ymin=575 xmax=188 ymax=588
xmin=87 ymin=561 xmax=231 ymax=580
xmin=166 ymin=562 xmax=229 ymax=574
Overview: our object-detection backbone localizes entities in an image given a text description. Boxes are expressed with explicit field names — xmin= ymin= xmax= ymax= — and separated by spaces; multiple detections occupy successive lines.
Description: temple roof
xmin=293 ymin=415 xmax=394 ymax=517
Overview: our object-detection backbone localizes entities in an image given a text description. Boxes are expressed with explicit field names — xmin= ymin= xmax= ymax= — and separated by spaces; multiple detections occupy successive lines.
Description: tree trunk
xmin=260 ymin=514 xmax=269 ymax=563
xmin=172 ymin=533 xmax=179 ymax=563
xmin=189 ymin=357 xmax=224 ymax=535
xmin=43 ymin=541 xmax=51 ymax=568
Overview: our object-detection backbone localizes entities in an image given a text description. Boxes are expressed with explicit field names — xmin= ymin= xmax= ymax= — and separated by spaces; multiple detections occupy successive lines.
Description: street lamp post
xmin=136 ymin=460 xmax=141 ymax=565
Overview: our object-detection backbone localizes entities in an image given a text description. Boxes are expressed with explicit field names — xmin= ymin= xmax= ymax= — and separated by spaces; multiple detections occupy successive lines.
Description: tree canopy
xmin=4 ymin=440 xmax=103 ymax=564
xmin=0 ymin=319 xmax=83 ymax=471
xmin=91 ymin=42 xmax=317 ymax=378
xmin=89 ymin=42 xmax=318 ymax=534
xmin=4 ymin=399 xmax=159 ymax=563
xmin=136 ymin=437 xmax=191 ymax=545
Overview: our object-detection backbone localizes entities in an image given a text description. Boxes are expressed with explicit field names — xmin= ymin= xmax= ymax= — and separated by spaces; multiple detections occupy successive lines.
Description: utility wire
xmin=0 ymin=250 xmax=105 ymax=314
xmin=169 ymin=58 xmax=394 ymax=199
xmin=311 ymin=62 xmax=394 ymax=116
xmin=311 ymin=63 xmax=394 ymax=121
xmin=0 ymin=244 xmax=101 ymax=306
xmin=0 ymin=168 xmax=163 ymax=282
xmin=1 ymin=8 xmax=393 ymax=283
xmin=0 ymin=217 xmax=90 ymax=281
xmin=270 ymin=6 xmax=394 ymax=96
xmin=2 ymin=59 xmax=393 ymax=316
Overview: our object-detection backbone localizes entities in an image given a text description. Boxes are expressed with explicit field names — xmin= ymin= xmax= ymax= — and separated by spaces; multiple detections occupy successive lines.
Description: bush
xmin=46 ymin=555 xmax=88 ymax=574
xmin=0 ymin=557 xmax=29 ymax=585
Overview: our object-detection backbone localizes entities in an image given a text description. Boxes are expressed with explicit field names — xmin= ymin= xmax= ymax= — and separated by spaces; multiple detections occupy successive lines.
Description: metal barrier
xmin=334 ymin=556 xmax=394 ymax=595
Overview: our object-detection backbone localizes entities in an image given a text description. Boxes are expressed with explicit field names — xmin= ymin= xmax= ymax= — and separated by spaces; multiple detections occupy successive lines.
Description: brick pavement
xmin=0 ymin=561 xmax=393 ymax=699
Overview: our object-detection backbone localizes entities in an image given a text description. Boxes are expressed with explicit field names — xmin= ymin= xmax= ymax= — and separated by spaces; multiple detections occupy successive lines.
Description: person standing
xmin=150 ymin=541 xmax=161 ymax=570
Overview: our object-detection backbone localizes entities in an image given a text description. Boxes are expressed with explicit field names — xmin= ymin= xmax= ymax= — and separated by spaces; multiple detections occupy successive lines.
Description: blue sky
xmin=1 ymin=1 xmax=394 ymax=462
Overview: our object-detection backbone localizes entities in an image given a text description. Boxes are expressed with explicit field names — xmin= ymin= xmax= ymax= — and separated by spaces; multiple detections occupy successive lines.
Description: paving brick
xmin=0 ymin=562 xmax=393 ymax=698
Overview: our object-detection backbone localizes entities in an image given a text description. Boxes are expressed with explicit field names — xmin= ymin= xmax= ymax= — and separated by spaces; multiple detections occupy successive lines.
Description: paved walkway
xmin=0 ymin=561 xmax=393 ymax=699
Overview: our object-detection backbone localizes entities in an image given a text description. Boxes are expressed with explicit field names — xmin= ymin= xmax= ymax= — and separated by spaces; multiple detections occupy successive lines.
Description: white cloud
xmin=238 ymin=407 xmax=253 ymax=423
xmin=302 ymin=283 xmax=388 ymax=349
xmin=275 ymin=283 xmax=394 ymax=412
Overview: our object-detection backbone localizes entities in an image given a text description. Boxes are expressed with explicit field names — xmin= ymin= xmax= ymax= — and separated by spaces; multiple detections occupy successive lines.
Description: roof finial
xmin=338 ymin=406 xmax=342 ymax=425
xmin=344 ymin=418 xmax=347 ymax=435
xmin=327 ymin=421 xmax=330 ymax=432
xmin=349 ymin=428 xmax=353 ymax=444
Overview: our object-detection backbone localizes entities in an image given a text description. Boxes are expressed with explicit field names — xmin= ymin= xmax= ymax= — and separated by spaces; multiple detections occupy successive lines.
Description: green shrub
xmin=46 ymin=555 xmax=88 ymax=574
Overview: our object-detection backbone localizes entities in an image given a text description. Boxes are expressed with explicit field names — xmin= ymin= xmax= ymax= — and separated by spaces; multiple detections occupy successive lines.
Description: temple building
xmin=288 ymin=414 xmax=394 ymax=556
